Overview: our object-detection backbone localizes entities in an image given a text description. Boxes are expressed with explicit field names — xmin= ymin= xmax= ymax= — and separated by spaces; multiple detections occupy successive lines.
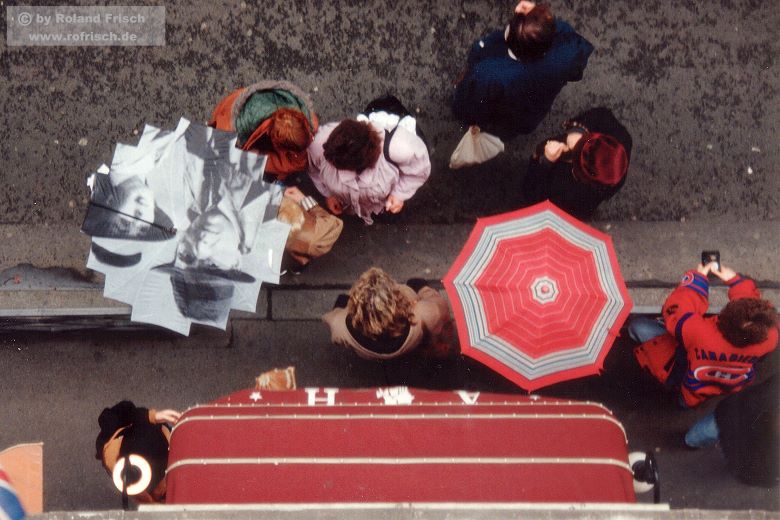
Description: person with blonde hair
xmin=322 ymin=268 xmax=455 ymax=360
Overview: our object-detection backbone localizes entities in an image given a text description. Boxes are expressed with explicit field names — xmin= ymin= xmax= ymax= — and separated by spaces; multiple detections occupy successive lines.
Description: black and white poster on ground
xmin=82 ymin=117 xmax=290 ymax=335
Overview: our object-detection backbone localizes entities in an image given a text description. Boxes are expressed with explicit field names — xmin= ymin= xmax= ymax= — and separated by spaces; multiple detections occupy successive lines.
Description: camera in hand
xmin=701 ymin=250 xmax=720 ymax=271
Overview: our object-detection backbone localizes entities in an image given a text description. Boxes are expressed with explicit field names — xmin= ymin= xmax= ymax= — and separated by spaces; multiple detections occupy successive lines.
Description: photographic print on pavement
xmin=82 ymin=118 xmax=290 ymax=335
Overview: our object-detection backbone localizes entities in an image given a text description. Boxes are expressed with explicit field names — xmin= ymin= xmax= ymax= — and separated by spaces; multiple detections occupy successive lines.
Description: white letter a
xmin=457 ymin=391 xmax=480 ymax=405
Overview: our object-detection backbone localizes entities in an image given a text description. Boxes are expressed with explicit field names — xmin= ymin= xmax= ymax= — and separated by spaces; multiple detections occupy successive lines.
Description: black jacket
xmin=715 ymin=374 xmax=779 ymax=486
xmin=522 ymin=107 xmax=632 ymax=220
xmin=95 ymin=400 xmax=152 ymax=460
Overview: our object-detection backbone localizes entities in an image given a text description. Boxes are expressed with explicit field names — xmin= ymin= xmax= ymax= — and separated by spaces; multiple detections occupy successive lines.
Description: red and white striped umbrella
xmin=444 ymin=201 xmax=632 ymax=391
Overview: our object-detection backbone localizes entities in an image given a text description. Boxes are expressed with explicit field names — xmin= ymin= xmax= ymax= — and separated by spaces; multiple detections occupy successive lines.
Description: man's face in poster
xmin=177 ymin=206 xmax=241 ymax=271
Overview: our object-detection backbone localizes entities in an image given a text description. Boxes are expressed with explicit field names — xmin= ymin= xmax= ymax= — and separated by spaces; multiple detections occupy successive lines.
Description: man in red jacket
xmin=629 ymin=263 xmax=778 ymax=408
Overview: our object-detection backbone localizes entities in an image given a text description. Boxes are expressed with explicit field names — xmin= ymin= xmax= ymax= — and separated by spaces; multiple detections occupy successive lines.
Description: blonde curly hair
xmin=348 ymin=268 xmax=415 ymax=339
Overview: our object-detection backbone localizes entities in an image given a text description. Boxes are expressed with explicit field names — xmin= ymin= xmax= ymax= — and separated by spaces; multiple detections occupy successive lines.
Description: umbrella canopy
xmin=444 ymin=201 xmax=632 ymax=391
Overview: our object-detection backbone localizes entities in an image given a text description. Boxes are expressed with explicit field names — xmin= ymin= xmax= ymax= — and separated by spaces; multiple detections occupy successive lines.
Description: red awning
xmin=166 ymin=387 xmax=635 ymax=504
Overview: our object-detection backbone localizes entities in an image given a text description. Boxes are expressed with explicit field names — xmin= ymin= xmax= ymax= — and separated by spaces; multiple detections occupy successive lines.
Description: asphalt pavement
xmin=1 ymin=0 xmax=778 ymax=228
xmin=1 ymin=0 xmax=779 ymax=515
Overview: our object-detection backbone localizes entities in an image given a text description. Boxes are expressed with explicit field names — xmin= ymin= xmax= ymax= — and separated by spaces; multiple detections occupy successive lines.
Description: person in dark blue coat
xmin=452 ymin=1 xmax=594 ymax=141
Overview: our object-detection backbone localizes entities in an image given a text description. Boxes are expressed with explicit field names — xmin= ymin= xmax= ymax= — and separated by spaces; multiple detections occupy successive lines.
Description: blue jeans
xmin=628 ymin=317 xmax=667 ymax=344
xmin=685 ymin=413 xmax=720 ymax=448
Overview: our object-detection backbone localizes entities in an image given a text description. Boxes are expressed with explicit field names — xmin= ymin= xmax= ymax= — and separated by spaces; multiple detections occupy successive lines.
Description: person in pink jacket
xmin=307 ymin=119 xmax=431 ymax=225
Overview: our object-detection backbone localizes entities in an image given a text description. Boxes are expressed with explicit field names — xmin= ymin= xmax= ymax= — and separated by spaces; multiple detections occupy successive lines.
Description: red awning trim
xmin=180 ymin=398 xmax=617 ymax=413
xmin=167 ymin=456 xmax=633 ymax=474
xmin=172 ymin=413 xmax=627 ymax=442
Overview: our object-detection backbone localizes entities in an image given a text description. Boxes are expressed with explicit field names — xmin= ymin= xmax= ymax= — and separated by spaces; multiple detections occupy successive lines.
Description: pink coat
xmin=307 ymin=121 xmax=431 ymax=224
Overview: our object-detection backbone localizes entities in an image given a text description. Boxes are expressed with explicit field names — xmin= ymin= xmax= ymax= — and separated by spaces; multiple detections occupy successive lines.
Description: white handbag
xmin=449 ymin=126 xmax=505 ymax=169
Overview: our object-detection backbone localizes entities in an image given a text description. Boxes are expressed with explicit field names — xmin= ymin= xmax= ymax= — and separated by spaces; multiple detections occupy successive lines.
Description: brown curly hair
xmin=323 ymin=120 xmax=381 ymax=172
xmin=717 ymin=298 xmax=779 ymax=347
xmin=347 ymin=268 xmax=415 ymax=339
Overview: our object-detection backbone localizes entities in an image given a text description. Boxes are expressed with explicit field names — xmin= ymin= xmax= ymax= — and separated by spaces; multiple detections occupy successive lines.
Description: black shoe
xmin=406 ymin=278 xmax=429 ymax=292
xmin=290 ymin=262 xmax=308 ymax=275
xmin=333 ymin=294 xmax=349 ymax=309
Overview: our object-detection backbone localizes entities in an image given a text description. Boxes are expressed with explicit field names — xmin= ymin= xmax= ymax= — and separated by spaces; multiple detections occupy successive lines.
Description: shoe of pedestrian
xmin=290 ymin=262 xmax=308 ymax=276
xmin=684 ymin=413 xmax=719 ymax=449
xmin=406 ymin=278 xmax=429 ymax=292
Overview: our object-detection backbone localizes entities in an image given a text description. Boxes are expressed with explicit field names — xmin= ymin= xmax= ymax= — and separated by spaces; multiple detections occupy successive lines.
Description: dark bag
xmin=362 ymin=94 xmax=428 ymax=167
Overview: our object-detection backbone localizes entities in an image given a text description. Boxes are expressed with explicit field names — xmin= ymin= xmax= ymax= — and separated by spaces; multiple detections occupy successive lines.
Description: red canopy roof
xmin=166 ymin=387 xmax=635 ymax=505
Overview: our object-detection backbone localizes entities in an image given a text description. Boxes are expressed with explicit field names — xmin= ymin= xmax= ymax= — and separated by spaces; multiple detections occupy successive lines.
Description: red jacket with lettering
xmin=635 ymin=271 xmax=778 ymax=408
